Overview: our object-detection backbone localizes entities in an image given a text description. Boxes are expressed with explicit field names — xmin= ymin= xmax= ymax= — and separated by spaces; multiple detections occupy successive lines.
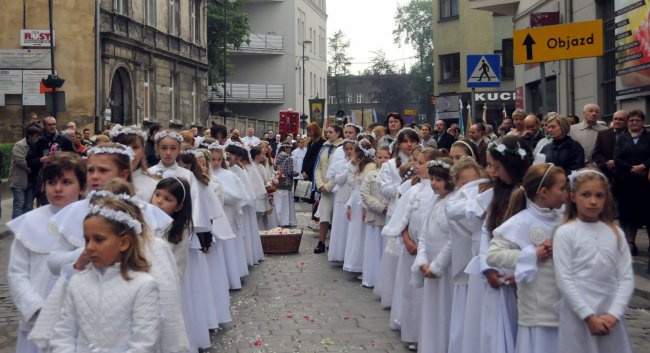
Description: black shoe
xmin=314 ymin=241 xmax=326 ymax=254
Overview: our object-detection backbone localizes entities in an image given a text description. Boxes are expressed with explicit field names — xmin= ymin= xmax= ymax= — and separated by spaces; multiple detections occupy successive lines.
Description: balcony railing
xmin=208 ymin=83 xmax=284 ymax=102
xmin=234 ymin=33 xmax=284 ymax=53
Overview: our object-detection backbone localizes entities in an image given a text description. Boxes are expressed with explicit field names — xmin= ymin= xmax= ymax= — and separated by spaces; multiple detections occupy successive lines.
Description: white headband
xmin=453 ymin=140 xmax=475 ymax=157
xmin=88 ymin=204 xmax=143 ymax=235
xmin=207 ymin=142 xmax=226 ymax=151
xmin=536 ymin=163 xmax=555 ymax=194
xmin=86 ymin=190 xmax=143 ymax=209
xmin=358 ymin=139 xmax=376 ymax=158
xmin=172 ymin=177 xmax=186 ymax=204
xmin=180 ymin=150 xmax=204 ymax=159
xmin=567 ymin=169 xmax=608 ymax=187
xmin=426 ymin=159 xmax=452 ymax=171
xmin=154 ymin=130 xmax=184 ymax=143
xmin=109 ymin=124 xmax=148 ymax=142
xmin=87 ymin=145 xmax=135 ymax=161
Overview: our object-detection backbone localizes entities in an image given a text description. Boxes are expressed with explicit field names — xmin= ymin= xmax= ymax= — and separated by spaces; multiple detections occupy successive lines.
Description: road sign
xmin=467 ymin=54 xmax=501 ymax=88
xmin=513 ymin=20 xmax=603 ymax=64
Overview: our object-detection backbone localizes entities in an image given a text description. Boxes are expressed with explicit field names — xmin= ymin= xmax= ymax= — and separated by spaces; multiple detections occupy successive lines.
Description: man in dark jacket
xmin=26 ymin=116 xmax=75 ymax=205
xmin=593 ymin=110 xmax=628 ymax=180
xmin=522 ymin=114 xmax=544 ymax=149
xmin=145 ymin=123 xmax=163 ymax=167
xmin=434 ymin=119 xmax=455 ymax=150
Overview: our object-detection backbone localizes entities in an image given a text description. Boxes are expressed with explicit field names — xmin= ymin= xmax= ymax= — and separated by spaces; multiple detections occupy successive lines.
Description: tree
xmin=364 ymin=50 xmax=396 ymax=76
xmin=363 ymin=50 xmax=409 ymax=114
xmin=207 ymin=0 xmax=249 ymax=83
xmin=393 ymin=0 xmax=434 ymax=119
xmin=328 ymin=30 xmax=352 ymax=108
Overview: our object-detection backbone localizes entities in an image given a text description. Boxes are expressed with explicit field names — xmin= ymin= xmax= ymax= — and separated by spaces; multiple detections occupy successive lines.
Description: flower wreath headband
xmin=344 ymin=123 xmax=363 ymax=132
xmin=426 ymin=159 xmax=452 ymax=171
xmin=88 ymin=204 xmax=143 ymax=235
xmin=567 ymin=169 xmax=608 ymax=188
xmin=87 ymin=144 xmax=135 ymax=161
xmin=180 ymin=149 xmax=204 ymax=159
xmin=109 ymin=124 xmax=148 ymax=142
xmin=154 ymin=130 xmax=184 ymax=143
xmin=207 ymin=142 xmax=226 ymax=151
xmin=86 ymin=190 xmax=143 ymax=208
xmin=487 ymin=141 xmax=531 ymax=162
xmin=341 ymin=138 xmax=357 ymax=145
xmin=358 ymin=138 xmax=376 ymax=158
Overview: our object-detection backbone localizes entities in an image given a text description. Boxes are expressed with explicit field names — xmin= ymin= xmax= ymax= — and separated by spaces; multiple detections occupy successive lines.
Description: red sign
xmin=21 ymin=30 xmax=55 ymax=47
xmin=515 ymin=86 xmax=524 ymax=109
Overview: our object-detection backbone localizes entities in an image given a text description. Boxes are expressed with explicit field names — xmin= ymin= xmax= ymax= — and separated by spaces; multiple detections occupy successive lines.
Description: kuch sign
xmin=20 ymin=30 xmax=55 ymax=47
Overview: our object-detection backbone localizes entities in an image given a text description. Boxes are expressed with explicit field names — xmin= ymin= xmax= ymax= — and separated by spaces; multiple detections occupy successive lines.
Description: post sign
xmin=513 ymin=20 xmax=603 ymax=64
xmin=467 ymin=55 xmax=501 ymax=88
xmin=20 ymin=30 xmax=55 ymax=47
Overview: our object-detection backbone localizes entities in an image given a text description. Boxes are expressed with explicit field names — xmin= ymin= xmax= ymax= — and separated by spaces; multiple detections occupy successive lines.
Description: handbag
xmin=295 ymin=180 xmax=312 ymax=198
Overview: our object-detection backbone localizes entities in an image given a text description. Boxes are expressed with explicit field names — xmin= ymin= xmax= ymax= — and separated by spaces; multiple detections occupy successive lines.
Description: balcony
xmin=468 ymin=0 xmax=519 ymax=16
xmin=231 ymin=33 xmax=284 ymax=55
xmin=208 ymin=83 xmax=284 ymax=104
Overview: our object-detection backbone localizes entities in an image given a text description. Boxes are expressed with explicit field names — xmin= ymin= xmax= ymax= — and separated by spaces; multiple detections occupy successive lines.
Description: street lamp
xmin=222 ymin=0 xmax=235 ymax=120
xmin=301 ymin=40 xmax=312 ymax=123
xmin=425 ymin=75 xmax=432 ymax=125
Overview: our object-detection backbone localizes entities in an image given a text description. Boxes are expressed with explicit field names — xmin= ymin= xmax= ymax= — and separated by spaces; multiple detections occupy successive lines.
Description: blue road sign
xmin=467 ymin=54 xmax=501 ymax=88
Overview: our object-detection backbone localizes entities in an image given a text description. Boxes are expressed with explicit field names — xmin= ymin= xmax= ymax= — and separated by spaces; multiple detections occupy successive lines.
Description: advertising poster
xmin=23 ymin=70 xmax=50 ymax=106
xmin=0 ymin=70 xmax=23 ymax=94
xmin=309 ymin=99 xmax=325 ymax=127
xmin=615 ymin=0 xmax=650 ymax=99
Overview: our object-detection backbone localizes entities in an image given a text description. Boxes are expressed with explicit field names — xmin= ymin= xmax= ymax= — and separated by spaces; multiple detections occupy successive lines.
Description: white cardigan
xmin=50 ymin=266 xmax=161 ymax=353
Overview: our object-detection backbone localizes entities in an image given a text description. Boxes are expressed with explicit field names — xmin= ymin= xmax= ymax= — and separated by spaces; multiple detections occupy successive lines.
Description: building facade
xmin=433 ymin=0 xmax=516 ymax=129
xmin=470 ymin=0 xmax=649 ymax=120
xmin=210 ymin=0 xmax=327 ymax=124
xmin=0 ymin=0 xmax=209 ymax=143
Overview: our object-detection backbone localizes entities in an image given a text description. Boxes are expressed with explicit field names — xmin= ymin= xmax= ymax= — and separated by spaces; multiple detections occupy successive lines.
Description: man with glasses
xmin=593 ymin=110 xmax=628 ymax=179
xmin=26 ymin=115 xmax=75 ymax=205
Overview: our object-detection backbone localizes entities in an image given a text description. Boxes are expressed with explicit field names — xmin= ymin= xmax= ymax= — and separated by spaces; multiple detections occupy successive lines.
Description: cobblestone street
xmin=0 ymin=200 xmax=648 ymax=352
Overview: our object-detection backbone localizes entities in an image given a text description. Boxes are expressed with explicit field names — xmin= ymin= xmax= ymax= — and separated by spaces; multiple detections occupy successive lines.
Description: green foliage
xmin=363 ymin=51 xmax=409 ymax=113
xmin=0 ymin=143 xmax=13 ymax=179
xmin=393 ymin=0 xmax=434 ymax=114
xmin=207 ymin=0 xmax=250 ymax=83
xmin=328 ymin=30 xmax=353 ymax=108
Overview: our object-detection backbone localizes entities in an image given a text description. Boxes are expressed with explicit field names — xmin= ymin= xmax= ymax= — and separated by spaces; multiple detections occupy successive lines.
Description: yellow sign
xmin=403 ymin=109 xmax=416 ymax=116
xmin=513 ymin=20 xmax=603 ymax=64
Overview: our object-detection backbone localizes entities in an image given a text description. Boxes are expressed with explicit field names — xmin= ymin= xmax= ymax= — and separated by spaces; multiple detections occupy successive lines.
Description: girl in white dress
xmin=412 ymin=158 xmax=456 ymax=353
xmin=225 ymin=143 xmax=264 ymax=265
xmin=253 ymin=146 xmax=280 ymax=229
xmin=374 ymin=128 xmax=420 ymax=307
xmin=343 ymin=139 xmax=377 ymax=274
xmin=554 ymin=169 xmax=634 ymax=353
xmin=328 ymin=139 xmax=356 ymax=262
xmin=34 ymin=144 xmax=189 ymax=353
xmin=8 ymin=153 xmax=86 ymax=353
xmin=383 ymin=147 xmax=441 ymax=348
xmin=360 ymin=145 xmax=389 ymax=288
xmin=110 ymin=125 xmax=158 ymax=202
xmin=444 ymin=157 xmax=489 ymax=353
xmin=178 ymin=150 xmax=233 ymax=326
xmin=209 ymin=144 xmax=250 ymax=285
xmin=475 ymin=136 xmax=533 ymax=353
xmin=274 ymin=143 xmax=299 ymax=227
xmin=50 ymin=197 xmax=161 ymax=352
xmin=487 ymin=163 xmax=567 ymax=353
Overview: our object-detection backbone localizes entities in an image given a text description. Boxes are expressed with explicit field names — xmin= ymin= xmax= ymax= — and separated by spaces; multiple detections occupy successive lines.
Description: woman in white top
xmin=554 ymin=169 xmax=634 ymax=353
xmin=327 ymin=139 xmax=355 ymax=262
xmin=110 ymin=125 xmax=158 ymax=202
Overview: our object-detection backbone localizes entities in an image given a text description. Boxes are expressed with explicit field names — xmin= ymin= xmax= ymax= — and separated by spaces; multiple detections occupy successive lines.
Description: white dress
xmin=256 ymin=163 xmax=279 ymax=229
xmin=373 ymin=155 xmax=407 ymax=306
xmin=412 ymin=191 xmax=456 ymax=353
xmin=132 ymin=168 xmax=158 ymax=202
xmin=445 ymin=178 xmax=490 ymax=353
xmin=359 ymin=169 xmax=387 ymax=289
xmin=8 ymin=205 xmax=61 ymax=353
xmin=488 ymin=202 xmax=564 ymax=353
xmin=342 ymin=163 xmax=370 ymax=273
xmin=327 ymin=158 xmax=352 ymax=262
xmin=230 ymin=165 xmax=263 ymax=265
xmin=244 ymin=164 xmax=268 ymax=259
xmin=212 ymin=168 xmax=250 ymax=285
xmin=49 ymin=266 xmax=160 ymax=353
xmin=384 ymin=182 xmax=432 ymax=341
xmin=554 ymin=220 xmax=634 ymax=353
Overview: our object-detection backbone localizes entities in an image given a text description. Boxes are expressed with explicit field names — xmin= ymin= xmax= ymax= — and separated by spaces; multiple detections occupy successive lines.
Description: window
xmin=356 ymin=93 xmax=363 ymax=103
xmin=439 ymin=53 xmax=460 ymax=82
xmin=346 ymin=94 xmax=352 ymax=104
xmin=501 ymin=39 xmax=514 ymax=79
xmin=440 ymin=0 xmax=459 ymax=19
xmin=144 ymin=70 xmax=151 ymax=119
xmin=114 ymin=0 xmax=128 ymax=15
xmin=191 ymin=0 xmax=201 ymax=44
xmin=169 ymin=0 xmax=180 ymax=36
xmin=170 ymin=73 xmax=176 ymax=121
xmin=310 ymin=72 xmax=313 ymax=97
xmin=144 ymin=0 xmax=156 ymax=25
xmin=192 ymin=80 xmax=197 ymax=124
xmin=329 ymin=96 xmax=336 ymax=104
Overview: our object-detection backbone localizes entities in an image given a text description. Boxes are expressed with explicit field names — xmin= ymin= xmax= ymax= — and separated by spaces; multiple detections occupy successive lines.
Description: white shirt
xmin=291 ymin=147 xmax=307 ymax=180
xmin=242 ymin=135 xmax=261 ymax=147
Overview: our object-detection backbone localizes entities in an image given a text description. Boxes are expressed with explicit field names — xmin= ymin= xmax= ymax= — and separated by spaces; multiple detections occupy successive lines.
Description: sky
xmin=326 ymin=0 xmax=417 ymax=74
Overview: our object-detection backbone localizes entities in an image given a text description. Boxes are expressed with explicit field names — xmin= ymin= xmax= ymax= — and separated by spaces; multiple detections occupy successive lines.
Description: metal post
xmin=302 ymin=42 xmax=306 ymax=117
xmin=222 ymin=0 xmax=229 ymax=117
xmin=540 ymin=63 xmax=547 ymax=115
xmin=48 ymin=0 xmax=56 ymax=116
xmin=470 ymin=88 xmax=476 ymax=125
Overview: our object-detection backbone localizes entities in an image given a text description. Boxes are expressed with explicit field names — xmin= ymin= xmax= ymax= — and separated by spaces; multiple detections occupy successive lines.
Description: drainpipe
xmin=95 ymin=0 xmax=101 ymax=132
xmin=566 ymin=0 xmax=575 ymax=115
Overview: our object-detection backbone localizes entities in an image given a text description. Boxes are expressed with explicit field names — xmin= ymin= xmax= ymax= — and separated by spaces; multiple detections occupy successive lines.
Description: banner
xmin=614 ymin=0 xmax=650 ymax=99
xmin=309 ymin=98 xmax=325 ymax=128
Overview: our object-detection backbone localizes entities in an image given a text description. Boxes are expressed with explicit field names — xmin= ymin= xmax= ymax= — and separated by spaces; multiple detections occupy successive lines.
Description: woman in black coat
xmin=540 ymin=115 xmax=585 ymax=174
xmin=614 ymin=109 xmax=650 ymax=256
xmin=301 ymin=122 xmax=326 ymax=224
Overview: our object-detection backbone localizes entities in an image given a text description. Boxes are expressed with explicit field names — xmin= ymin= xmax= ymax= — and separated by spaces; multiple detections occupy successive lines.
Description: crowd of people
xmin=4 ymin=103 xmax=644 ymax=352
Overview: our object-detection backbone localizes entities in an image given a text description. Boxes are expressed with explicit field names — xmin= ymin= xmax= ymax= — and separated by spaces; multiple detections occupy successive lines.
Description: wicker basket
xmin=260 ymin=228 xmax=303 ymax=254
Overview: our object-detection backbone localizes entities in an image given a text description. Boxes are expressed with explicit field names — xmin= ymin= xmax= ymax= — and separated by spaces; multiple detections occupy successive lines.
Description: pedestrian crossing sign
xmin=467 ymin=54 xmax=501 ymax=88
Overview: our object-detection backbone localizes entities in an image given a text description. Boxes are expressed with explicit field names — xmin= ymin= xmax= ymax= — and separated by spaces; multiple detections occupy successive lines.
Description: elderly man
xmin=26 ymin=115 xmax=75 ymax=205
xmin=435 ymin=119 xmax=455 ymax=150
xmin=9 ymin=126 xmax=42 ymax=218
xmin=507 ymin=109 xmax=526 ymax=136
xmin=593 ymin=110 xmax=628 ymax=179
xmin=468 ymin=123 xmax=488 ymax=166
xmin=242 ymin=127 xmax=261 ymax=147
xmin=522 ymin=114 xmax=544 ymax=148
xmin=569 ymin=103 xmax=607 ymax=164
xmin=66 ymin=121 xmax=77 ymax=131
